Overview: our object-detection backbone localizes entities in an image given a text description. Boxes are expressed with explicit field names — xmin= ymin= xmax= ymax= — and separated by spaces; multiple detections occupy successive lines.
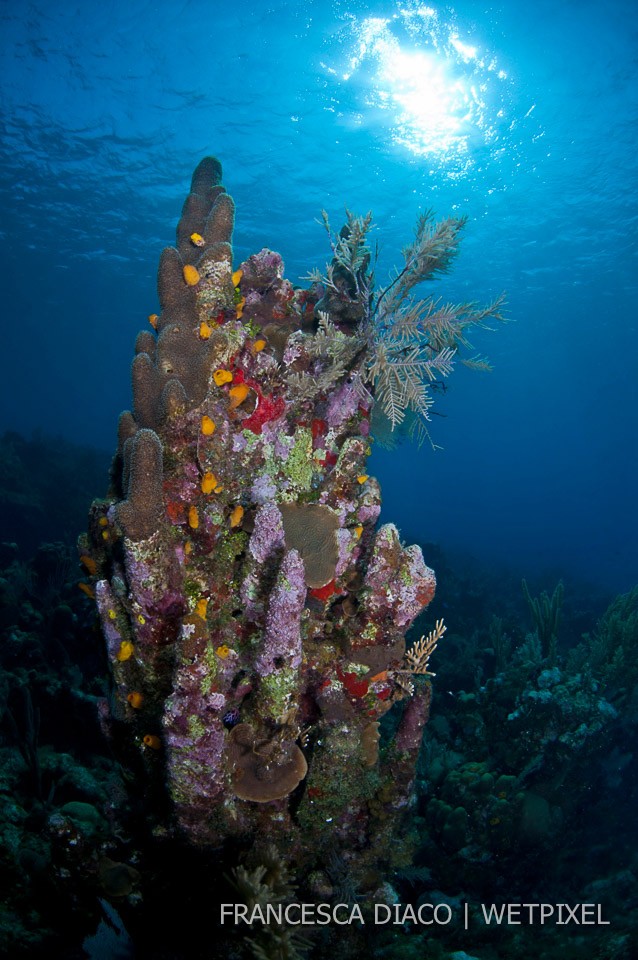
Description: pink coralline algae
xmin=247 ymin=502 xmax=286 ymax=563
xmin=395 ymin=686 xmax=433 ymax=755
xmin=80 ymin=156 xmax=440 ymax=889
xmin=363 ymin=527 xmax=437 ymax=628
xmin=255 ymin=548 xmax=306 ymax=675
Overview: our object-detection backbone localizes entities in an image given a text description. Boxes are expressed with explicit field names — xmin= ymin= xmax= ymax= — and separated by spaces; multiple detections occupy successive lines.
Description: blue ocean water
xmin=1 ymin=0 xmax=636 ymax=592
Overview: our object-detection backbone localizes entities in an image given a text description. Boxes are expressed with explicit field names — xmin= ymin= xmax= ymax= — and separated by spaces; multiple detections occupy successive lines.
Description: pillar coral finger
xmin=115 ymin=428 xmax=164 ymax=542
xmin=80 ymin=157 xmax=439 ymax=886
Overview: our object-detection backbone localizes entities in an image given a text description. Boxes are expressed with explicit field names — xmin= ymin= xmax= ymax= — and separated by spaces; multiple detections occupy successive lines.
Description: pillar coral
xmin=81 ymin=157 xmax=437 ymax=881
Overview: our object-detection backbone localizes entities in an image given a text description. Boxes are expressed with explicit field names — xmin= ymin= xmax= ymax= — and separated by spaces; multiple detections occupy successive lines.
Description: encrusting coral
xmin=80 ymin=156 xmax=500 ymax=893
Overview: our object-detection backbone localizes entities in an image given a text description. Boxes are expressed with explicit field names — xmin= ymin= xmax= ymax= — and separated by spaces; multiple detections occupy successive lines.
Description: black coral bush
xmin=309 ymin=206 xmax=506 ymax=447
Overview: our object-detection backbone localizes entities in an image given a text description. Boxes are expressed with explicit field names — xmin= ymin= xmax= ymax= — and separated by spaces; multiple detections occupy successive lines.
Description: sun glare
xmin=377 ymin=44 xmax=469 ymax=156
xmin=331 ymin=6 xmax=510 ymax=170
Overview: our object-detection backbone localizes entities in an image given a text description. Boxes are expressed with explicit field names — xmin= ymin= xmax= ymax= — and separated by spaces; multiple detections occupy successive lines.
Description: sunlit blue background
xmin=1 ymin=0 xmax=636 ymax=591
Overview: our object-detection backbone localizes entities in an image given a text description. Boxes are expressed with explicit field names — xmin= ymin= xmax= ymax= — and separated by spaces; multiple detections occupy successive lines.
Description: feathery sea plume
xmin=309 ymin=208 xmax=506 ymax=447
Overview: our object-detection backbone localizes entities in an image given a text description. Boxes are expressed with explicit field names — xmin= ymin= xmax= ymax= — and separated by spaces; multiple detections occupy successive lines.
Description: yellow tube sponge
xmin=228 ymin=383 xmax=250 ymax=409
xmin=213 ymin=369 xmax=233 ymax=386
xmin=183 ymin=264 xmax=200 ymax=286
xmin=116 ymin=641 xmax=134 ymax=662
xmin=201 ymin=472 xmax=218 ymax=494
xmin=229 ymin=505 xmax=244 ymax=528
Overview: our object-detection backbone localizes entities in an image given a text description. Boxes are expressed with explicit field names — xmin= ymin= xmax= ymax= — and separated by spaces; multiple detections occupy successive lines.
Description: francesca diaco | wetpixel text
xmin=220 ymin=902 xmax=611 ymax=928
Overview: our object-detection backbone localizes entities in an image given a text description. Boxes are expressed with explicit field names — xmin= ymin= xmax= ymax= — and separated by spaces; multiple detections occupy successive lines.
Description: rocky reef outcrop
xmin=80 ymin=157 xmax=437 ymax=889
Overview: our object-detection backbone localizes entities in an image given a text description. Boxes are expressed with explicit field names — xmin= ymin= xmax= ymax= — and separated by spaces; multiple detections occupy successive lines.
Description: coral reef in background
xmin=80 ymin=157 xmax=444 ymax=893
xmin=2 ymin=491 xmax=637 ymax=958
xmin=401 ymin=574 xmax=638 ymax=957
xmin=0 ymin=536 xmax=129 ymax=957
